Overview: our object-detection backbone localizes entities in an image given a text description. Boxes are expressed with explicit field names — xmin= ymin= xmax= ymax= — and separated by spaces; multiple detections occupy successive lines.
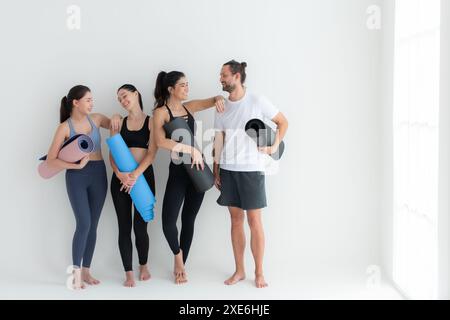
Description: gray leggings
xmin=65 ymin=160 xmax=107 ymax=268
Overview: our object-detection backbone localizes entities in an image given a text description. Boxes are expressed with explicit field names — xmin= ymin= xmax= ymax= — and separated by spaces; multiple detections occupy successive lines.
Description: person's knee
xmin=75 ymin=218 xmax=91 ymax=235
xmin=133 ymin=224 xmax=148 ymax=240
xmin=230 ymin=214 xmax=245 ymax=227
xmin=162 ymin=221 xmax=176 ymax=236
xmin=247 ymin=214 xmax=262 ymax=230
xmin=181 ymin=212 xmax=197 ymax=227
xmin=118 ymin=222 xmax=132 ymax=236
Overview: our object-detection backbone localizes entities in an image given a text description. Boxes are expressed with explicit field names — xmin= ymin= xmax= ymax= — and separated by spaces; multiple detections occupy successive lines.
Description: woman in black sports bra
xmin=109 ymin=84 xmax=158 ymax=288
xmin=153 ymin=71 xmax=224 ymax=285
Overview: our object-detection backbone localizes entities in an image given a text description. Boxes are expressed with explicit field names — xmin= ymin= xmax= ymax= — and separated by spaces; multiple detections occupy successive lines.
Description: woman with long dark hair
xmin=46 ymin=85 xmax=120 ymax=290
xmin=152 ymin=71 xmax=224 ymax=284
xmin=109 ymin=84 xmax=158 ymax=287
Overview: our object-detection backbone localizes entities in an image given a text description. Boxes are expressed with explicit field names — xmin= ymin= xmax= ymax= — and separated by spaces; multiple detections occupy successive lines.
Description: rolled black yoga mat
xmin=163 ymin=117 xmax=214 ymax=193
xmin=245 ymin=118 xmax=285 ymax=160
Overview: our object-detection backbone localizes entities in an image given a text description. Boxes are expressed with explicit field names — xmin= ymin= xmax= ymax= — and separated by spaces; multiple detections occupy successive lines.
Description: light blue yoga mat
xmin=106 ymin=133 xmax=156 ymax=222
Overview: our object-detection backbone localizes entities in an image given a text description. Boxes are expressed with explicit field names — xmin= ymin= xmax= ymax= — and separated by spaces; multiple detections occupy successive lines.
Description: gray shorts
xmin=217 ymin=169 xmax=267 ymax=210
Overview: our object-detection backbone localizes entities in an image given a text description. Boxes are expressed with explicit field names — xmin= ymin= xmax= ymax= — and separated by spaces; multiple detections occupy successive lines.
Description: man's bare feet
xmin=72 ymin=268 xmax=86 ymax=290
xmin=139 ymin=265 xmax=151 ymax=281
xmin=174 ymin=250 xmax=187 ymax=285
xmin=255 ymin=274 xmax=268 ymax=288
xmin=224 ymin=271 xmax=246 ymax=285
xmin=124 ymin=271 xmax=136 ymax=287
xmin=81 ymin=268 xmax=100 ymax=285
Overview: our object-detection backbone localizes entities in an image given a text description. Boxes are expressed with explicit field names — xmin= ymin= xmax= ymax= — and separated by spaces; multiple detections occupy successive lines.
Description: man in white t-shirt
xmin=213 ymin=60 xmax=289 ymax=288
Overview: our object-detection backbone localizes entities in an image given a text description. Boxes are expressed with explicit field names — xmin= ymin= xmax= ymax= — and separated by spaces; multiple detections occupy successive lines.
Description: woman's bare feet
xmin=72 ymin=268 xmax=86 ymax=290
xmin=81 ymin=268 xmax=100 ymax=285
xmin=124 ymin=271 xmax=136 ymax=287
xmin=255 ymin=274 xmax=268 ymax=288
xmin=139 ymin=265 xmax=151 ymax=281
xmin=224 ymin=271 xmax=246 ymax=285
xmin=174 ymin=250 xmax=187 ymax=285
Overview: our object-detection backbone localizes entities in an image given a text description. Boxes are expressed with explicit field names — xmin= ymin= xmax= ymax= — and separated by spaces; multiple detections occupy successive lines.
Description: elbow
xmin=46 ymin=156 xmax=57 ymax=165
xmin=280 ymin=116 xmax=289 ymax=131
xmin=156 ymin=140 xmax=164 ymax=148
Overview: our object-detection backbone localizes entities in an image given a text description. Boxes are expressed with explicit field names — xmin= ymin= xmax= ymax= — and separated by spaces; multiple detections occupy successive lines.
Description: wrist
xmin=131 ymin=170 xmax=139 ymax=178
xmin=271 ymin=142 xmax=279 ymax=151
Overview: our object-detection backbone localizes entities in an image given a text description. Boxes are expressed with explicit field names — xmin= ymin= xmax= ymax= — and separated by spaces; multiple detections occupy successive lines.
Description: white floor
xmin=0 ymin=262 xmax=403 ymax=300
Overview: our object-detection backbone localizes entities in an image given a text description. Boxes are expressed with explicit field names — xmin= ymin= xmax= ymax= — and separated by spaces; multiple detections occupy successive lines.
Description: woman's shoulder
xmin=58 ymin=120 xmax=69 ymax=131
xmin=55 ymin=121 xmax=70 ymax=138
xmin=153 ymin=107 xmax=169 ymax=119
xmin=183 ymin=102 xmax=195 ymax=114
xmin=88 ymin=113 xmax=101 ymax=126
xmin=89 ymin=113 xmax=102 ymax=121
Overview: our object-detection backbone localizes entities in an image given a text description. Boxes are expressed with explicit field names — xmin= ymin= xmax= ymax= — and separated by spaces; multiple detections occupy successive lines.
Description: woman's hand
xmin=214 ymin=96 xmax=225 ymax=113
xmin=110 ymin=114 xmax=122 ymax=132
xmin=124 ymin=172 xmax=138 ymax=192
xmin=116 ymin=171 xmax=136 ymax=193
xmin=191 ymin=148 xmax=205 ymax=171
xmin=77 ymin=155 xmax=90 ymax=169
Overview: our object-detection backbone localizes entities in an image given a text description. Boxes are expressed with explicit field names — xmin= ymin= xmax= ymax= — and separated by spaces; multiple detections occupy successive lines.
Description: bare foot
xmin=81 ymin=268 xmax=100 ymax=285
xmin=124 ymin=271 xmax=136 ymax=287
xmin=174 ymin=250 xmax=187 ymax=285
xmin=224 ymin=271 xmax=246 ymax=285
xmin=139 ymin=265 xmax=151 ymax=281
xmin=255 ymin=274 xmax=268 ymax=288
xmin=72 ymin=268 xmax=86 ymax=290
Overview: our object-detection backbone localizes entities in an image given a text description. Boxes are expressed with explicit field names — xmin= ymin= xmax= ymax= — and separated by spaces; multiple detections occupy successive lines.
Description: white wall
xmin=0 ymin=0 xmax=383 ymax=291
xmin=380 ymin=0 xmax=395 ymax=290
xmin=380 ymin=0 xmax=450 ymax=300
xmin=439 ymin=0 xmax=450 ymax=300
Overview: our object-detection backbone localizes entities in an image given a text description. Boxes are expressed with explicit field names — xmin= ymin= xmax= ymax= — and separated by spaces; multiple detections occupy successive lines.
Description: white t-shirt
xmin=214 ymin=91 xmax=279 ymax=172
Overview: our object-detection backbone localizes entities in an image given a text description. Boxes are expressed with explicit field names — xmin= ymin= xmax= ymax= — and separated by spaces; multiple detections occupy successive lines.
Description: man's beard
xmin=222 ymin=83 xmax=236 ymax=93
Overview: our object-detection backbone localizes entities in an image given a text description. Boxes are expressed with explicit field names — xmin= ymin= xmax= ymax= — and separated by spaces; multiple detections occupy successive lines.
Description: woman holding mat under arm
xmin=152 ymin=71 xmax=224 ymax=284
xmin=109 ymin=84 xmax=158 ymax=288
xmin=46 ymin=85 xmax=120 ymax=290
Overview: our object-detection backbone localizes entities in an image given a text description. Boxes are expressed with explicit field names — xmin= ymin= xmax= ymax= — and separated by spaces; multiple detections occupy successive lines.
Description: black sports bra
xmin=164 ymin=105 xmax=196 ymax=138
xmin=120 ymin=115 xmax=150 ymax=149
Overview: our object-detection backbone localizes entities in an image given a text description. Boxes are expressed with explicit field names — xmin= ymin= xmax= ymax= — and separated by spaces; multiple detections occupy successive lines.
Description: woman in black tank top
xmin=109 ymin=84 xmax=158 ymax=288
xmin=152 ymin=71 xmax=224 ymax=285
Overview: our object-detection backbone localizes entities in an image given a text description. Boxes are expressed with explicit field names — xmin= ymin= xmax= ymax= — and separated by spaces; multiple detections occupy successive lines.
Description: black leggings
xmin=162 ymin=163 xmax=205 ymax=263
xmin=111 ymin=166 xmax=155 ymax=272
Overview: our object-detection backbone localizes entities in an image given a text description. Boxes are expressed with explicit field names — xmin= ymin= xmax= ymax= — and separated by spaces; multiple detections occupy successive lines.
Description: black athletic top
xmin=120 ymin=115 xmax=150 ymax=149
xmin=165 ymin=105 xmax=196 ymax=137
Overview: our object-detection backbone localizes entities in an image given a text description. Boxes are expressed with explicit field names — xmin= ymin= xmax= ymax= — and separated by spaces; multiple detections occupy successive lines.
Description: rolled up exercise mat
xmin=163 ymin=117 xmax=214 ymax=193
xmin=106 ymin=134 xmax=156 ymax=222
xmin=245 ymin=119 xmax=285 ymax=160
xmin=38 ymin=134 xmax=94 ymax=179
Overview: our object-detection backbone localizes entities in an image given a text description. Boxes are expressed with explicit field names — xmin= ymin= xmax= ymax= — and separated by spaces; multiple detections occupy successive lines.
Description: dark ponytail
xmin=60 ymin=96 xmax=70 ymax=123
xmin=153 ymin=71 xmax=185 ymax=109
xmin=117 ymin=84 xmax=143 ymax=110
xmin=60 ymin=85 xmax=91 ymax=123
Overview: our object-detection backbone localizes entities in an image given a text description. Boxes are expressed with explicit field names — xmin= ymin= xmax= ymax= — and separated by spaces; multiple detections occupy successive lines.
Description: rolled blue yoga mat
xmin=106 ymin=133 xmax=156 ymax=222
